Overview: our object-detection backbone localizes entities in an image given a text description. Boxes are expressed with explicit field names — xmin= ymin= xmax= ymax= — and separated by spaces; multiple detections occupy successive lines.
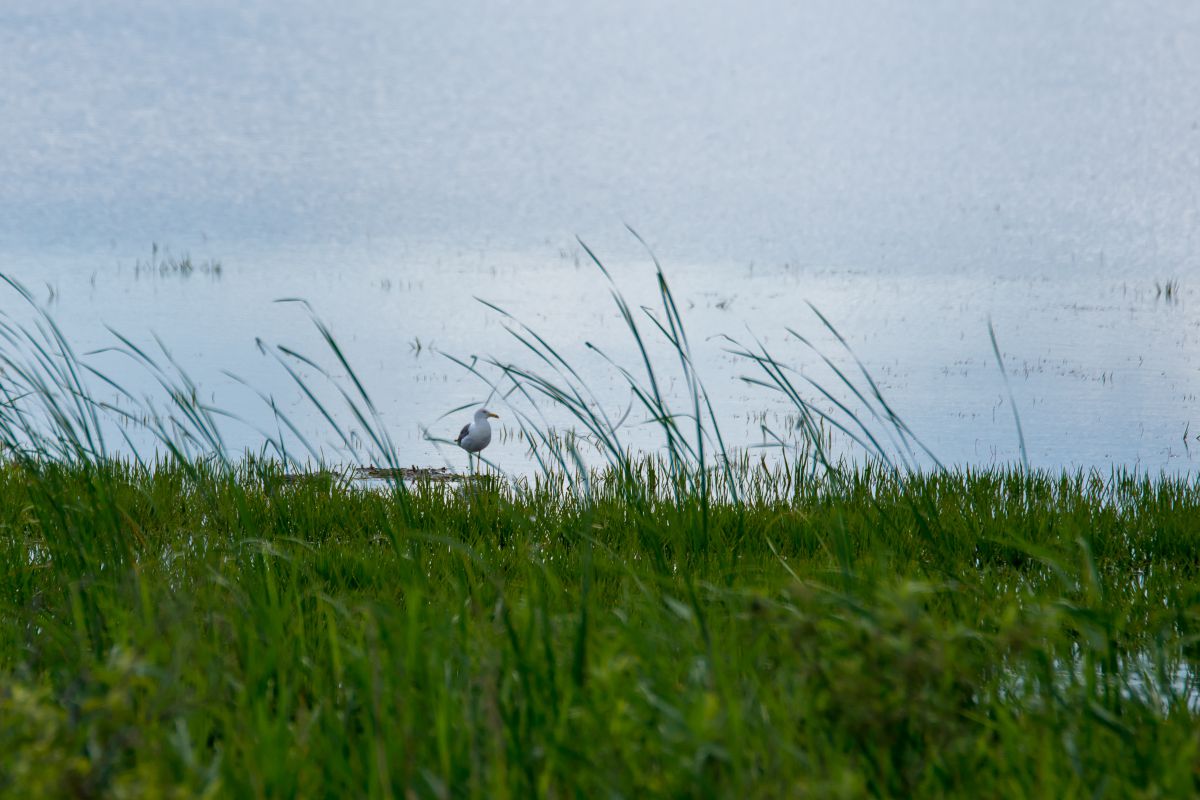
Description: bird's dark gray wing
xmin=455 ymin=423 xmax=471 ymax=445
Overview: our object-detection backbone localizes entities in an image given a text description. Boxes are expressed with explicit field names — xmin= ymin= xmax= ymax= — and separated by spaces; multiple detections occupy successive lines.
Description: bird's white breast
xmin=460 ymin=419 xmax=492 ymax=453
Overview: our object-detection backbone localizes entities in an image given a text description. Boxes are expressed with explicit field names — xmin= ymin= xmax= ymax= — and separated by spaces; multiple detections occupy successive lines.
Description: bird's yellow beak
xmin=487 ymin=412 xmax=500 ymax=419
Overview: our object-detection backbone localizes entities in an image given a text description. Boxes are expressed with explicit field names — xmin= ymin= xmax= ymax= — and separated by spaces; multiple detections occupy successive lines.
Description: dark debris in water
xmin=276 ymin=465 xmax=469 ymax=484
xmin=354 ymin=465 xmax=464 ymax=482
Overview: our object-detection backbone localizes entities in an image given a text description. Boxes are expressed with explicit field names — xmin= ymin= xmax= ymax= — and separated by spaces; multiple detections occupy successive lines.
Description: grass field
xmin=2 ymin=458 xmax=1199 ymax=797
xmin=2 ymin=260 xmax=1199 ymax=797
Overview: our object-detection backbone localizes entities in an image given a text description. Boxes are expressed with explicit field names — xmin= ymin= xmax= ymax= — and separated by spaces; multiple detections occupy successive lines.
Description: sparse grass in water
xmin=1156 ymin=278 xmax=1180 ymax=302
xmin=2 ymin=253 xmax=1200 ymax=797
xmin=134 ymin=243 xmax=222 ymax=279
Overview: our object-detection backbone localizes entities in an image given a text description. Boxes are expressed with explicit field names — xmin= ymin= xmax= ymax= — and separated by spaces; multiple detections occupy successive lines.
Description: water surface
xmin=2 ymin=0 xmax=1199 ymax=472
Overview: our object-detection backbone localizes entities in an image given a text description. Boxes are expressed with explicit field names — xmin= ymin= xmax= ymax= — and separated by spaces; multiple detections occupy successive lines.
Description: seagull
xmin=456 ymin=408 xmax=499 ymax=469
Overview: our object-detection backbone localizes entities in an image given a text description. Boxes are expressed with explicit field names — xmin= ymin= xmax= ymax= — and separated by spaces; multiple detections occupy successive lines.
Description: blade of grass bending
xmin=723 ymin=335 xmax=838 ymax=472
xmin=734 ymin=328 xmax=904 ymax=474
xmin=476 ymin=298 xmax=629 ymax=449
xmin=221 ymin=370 xmax=323 ymax=466
xmin=784 ymin=327 xmax=912 ymax=472
xmin=988 ymin=319 xmax=1029 ymax=472
xmin=802 ymin=302 xmax=940 ymax=470
xmin=578 ymin=239 xmax=687 ymax=477
xmin=267 ymin=345 xmax=355 ymax=454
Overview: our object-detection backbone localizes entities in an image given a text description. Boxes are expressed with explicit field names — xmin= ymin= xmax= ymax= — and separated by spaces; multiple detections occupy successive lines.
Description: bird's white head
xmin=475 ymin=408 xmax=499 ymax=422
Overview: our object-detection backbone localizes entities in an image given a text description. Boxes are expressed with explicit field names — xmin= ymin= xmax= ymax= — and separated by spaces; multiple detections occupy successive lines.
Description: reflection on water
xmin=2 ymin=0 xmax=1199 ymax=471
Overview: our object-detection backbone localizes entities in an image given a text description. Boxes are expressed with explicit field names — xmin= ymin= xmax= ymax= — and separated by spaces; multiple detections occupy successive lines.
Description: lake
xmin=2 ymin=0 xmax=1199 ymax=473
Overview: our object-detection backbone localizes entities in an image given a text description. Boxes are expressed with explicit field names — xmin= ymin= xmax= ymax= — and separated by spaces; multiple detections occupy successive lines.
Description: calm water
xmin=2 ymin=0 xmax=1199 ymax=472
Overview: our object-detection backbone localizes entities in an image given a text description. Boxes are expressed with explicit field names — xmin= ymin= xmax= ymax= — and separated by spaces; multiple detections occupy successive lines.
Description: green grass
xmin=1 ymin=459 xmax=1199 ymax=797
xmin=3 ymin=244 xmax=1200 ymax=797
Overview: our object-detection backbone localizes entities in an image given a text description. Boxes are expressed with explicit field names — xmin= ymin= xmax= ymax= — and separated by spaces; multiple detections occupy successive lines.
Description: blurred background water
xmin=2 ymin=0 xmax=1198 ymax=471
